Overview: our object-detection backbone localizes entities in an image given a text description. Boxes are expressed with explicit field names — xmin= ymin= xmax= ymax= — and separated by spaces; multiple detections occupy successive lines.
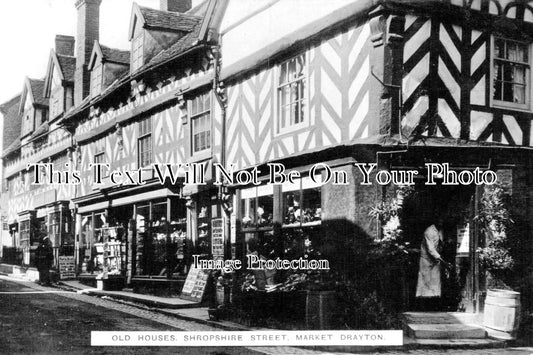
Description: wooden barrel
xmin=483 ymin=289 xmax=521 ymax=340
xmin=306 ymin=291 xmax=337 ymax=330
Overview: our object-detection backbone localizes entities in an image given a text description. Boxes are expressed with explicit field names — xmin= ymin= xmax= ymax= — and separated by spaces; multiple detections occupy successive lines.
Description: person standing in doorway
xmin=36 ymin=235 xmax=54 ymax=286
xmin=416 ymin=219 xmax=451 ymax=311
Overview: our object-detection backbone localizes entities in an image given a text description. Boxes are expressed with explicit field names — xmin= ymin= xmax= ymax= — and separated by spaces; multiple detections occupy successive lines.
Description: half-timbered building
xmin=217 ymin=0 xmax=533 ymax=314
xmin=1 ymin=33 xmax=77 ymax=269
xmin=58 ymin=0 xmax=227 ymax=293
xmin=1 ymin=0 xmax=532 ymax=325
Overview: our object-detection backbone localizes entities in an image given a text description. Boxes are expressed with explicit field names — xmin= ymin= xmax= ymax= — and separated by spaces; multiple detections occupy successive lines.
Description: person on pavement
xmin=36 ymin=235 xmax=54 ymax=286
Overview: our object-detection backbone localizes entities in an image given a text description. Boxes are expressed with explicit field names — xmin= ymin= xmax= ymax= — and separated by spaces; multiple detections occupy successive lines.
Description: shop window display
xmin=20 ymin=219 xmax=32 ymax=266
xmin=239 ymin=177 xmax=323 ymax=274
xmin=80 ymin=214 xmax=93 ymax=273
xmin=281 ymin=178 xmax=322 ymax=264
xmin=282 ymin=177 xmax=321 ymax=227
xmin=241 ymin=185 xmax=274 ymax=229
xmin=135 ymin=198 xmax=188 ymax=278
xmin=80 ymin=212 xmax=108 ymax=274
xmin=196 ymin=194 xmax=219 ymax=257
xmin=240 ymin=185 xmax=276 ymax=271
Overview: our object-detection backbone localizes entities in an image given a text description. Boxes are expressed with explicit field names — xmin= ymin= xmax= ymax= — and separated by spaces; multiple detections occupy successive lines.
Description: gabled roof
xmin=20 ymin=77 xmax=47 ymax=113
xmin=128 ymin=3 xmax=201 ymax=39
xmin=89 ymin=41 xmax=131 ymax=69
xmin=43 ymin=49 xmax=76 ymax=97
xmin=0 ymin=94 xmax=22 ymax=151
xmin=57 ymin=54 xmax=76 ymax=82
xmin=101 ymin=45 xmax=130 ymax=65
xmin=142 ymin=18 xmax=202 ymax=70
xmin=139 ymin=5 xmax=200 ymax=31
xmin=62 ymin=0 xmax=224 ymax=126
xmin=28 ymin=79 xmax=47 ymax=106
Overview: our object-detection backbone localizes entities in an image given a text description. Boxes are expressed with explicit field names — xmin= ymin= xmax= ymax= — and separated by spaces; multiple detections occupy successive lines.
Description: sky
xmin=0 ymin=0 xmax=176 ymax=104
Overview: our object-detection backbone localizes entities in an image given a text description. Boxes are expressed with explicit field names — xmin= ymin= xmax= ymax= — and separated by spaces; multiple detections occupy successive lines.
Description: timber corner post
xmin=369 ymin=6 xmax=406 ymax=139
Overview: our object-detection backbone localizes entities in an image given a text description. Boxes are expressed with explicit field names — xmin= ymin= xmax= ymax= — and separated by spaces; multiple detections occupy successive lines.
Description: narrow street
xmin=0 ymin=276 xmax=256 ymax=355
xmin=1 ymin=275 xmax=532 ymax=355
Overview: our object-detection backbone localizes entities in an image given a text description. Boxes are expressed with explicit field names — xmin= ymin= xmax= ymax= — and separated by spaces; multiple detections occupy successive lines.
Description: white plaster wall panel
xmin=469 ymin=111 xmax=492 ymax=140
xmin=221 ymin=0 xmax=354 ymax=68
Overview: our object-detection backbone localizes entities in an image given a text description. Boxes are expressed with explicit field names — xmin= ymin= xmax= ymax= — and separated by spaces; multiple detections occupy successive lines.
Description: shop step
xmin=406 ymin=323 xmax=487 ymax=339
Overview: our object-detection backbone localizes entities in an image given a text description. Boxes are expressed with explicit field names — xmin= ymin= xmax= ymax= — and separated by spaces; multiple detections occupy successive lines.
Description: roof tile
xmin=57 ymin=55 xmax=76 ymax=82
xmin=100 ymin=45 xmax=130 ymax=65
xmin=139 ymin=6 xmax=201 ymax=32
xmin=0 ymin=94 xmax=22 ymax=151
xmin=28 ymin=79 xmax=48 ymax=106
xmin=2 ymin=137 xmax=21 ymax=157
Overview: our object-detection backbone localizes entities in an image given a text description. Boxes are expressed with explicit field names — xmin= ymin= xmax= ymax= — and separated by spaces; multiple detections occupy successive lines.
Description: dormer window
xmin=50 ymin=66 xmax=62 ymax=118
xmin=131 ymin=33 xmax=144 ymax=72
xmin=91 ymin=62 xmax=103 ymax=97
xmin=128 ymin=3 xmax=198 ymax=74
xmin=21 ymin=93 xmax=34 ymax=136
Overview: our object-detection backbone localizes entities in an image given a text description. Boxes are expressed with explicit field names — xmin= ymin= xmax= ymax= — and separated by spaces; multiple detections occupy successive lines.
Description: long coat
xmin=36 ymin=237 xmax=54 ymax=271
xmin=416 ymin=224 xmax=443 ymax=298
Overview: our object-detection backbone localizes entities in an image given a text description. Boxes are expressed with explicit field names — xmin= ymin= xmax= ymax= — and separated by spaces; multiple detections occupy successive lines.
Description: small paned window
xmin=131 ymin=34 xmax=144 ymax=72
xmin=91 ymin=63 xmax=103 ymax=97
xmin=138 ymin=118 xmax=152 ymax=168
xmin=277 ymin=54 xmax=307 ymax=133
xmin=191 ymin=92 xmax=211 ymax=154
xmin=493 ymin=38 xmax=531 ymax=109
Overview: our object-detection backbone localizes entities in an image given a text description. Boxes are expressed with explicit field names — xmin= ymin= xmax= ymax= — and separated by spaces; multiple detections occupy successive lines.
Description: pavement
xmin=57 ymin=279 xmax=253 ymax=331
xmin=2 ymin=270 xmax=533 ymax=354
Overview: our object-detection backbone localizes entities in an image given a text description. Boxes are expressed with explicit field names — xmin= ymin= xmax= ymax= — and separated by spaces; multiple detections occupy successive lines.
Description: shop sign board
xmin=180 ymin=266 xmax=210 ymax=302
xmin=211 ymin=218 xmax=224 ymax=260
xmin=456 ymin=223 xmax=470 ymax=255
xmin=59 ymin=256 xmax=76 ymax=279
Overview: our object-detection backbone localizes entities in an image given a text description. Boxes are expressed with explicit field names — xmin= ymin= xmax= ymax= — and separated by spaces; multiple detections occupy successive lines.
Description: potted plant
xmin=475 ymin=183 xmax=521 ymax=340
xmin=475 ymin=183 xmax=514 ymax=289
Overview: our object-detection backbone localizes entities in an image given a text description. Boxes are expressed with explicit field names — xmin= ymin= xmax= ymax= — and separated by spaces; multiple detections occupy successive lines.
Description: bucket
xmin=483 ymin=289 xmax=521 ymax=340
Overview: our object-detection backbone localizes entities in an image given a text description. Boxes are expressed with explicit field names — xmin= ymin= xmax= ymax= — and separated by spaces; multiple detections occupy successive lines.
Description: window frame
xmin=190 ymin=91 xmax=212 ymax=156
xmin=137 ymin=117 xmax=153 ymax=169
xmin=275 ymin=52 xmax=310 ymax=135
xmin=490 ymin=36 xmax=533 ymax=112
xmin=22 ymin=108 xmax=34 ymax=136
xmin=93 ymin=151 xmax=108 ymax=178
xmin=131 ymin=33 xmax=144 ymax=73
xmin=50 ymin=65 xmax=63 ymax=118
xmin=91 ymin=61 xmax=103 ymax=98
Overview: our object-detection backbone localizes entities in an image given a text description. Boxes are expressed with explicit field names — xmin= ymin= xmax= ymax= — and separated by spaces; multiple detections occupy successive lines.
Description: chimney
xmin=160 ymin=0 xmax=191 ymax=12
xmin=74 ymin=0 xmax=102 ymax=107
xmin=55 ymin=35 xmax=75 ymax=56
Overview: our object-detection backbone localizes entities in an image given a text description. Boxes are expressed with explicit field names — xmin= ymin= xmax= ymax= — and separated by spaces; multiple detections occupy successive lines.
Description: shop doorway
xmin=401 ymin=182 xmax=478 ymax=312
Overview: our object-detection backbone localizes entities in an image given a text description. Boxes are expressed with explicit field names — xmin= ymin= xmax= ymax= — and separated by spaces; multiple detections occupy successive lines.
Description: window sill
xmin=189 ymin=149 xmax=212 ymax=163
xmin=275 ymin=122 xmax=310 ymax=137
xmin=492 ymin=100 xmax=531 ymax=113
xmin=281 ymin=220 xmax=322 ymax=228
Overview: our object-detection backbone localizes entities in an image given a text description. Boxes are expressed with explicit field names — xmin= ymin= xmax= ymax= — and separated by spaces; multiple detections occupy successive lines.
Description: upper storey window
xmin=21 ymin=94 xmax=33 ymax=136
xmin=138 ymin=117 xmax=153 ymax=168
xmin=50 ymin=66 xmax=62 ymax=118
xmin=131 ymin=34 xmax=144 ymax=73
xmin=277 ymin=54 xmax=308 ymax=134
xmin=493 ymin=38 xmax=531 ymax=110
xmin=91 ymin=62 xmax=103 ymax=97
xmin=191 ymin=92 xmax=211 ymax=155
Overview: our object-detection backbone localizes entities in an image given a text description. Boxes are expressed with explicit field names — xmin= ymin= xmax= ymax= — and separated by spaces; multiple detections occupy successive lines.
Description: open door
xmin=402 ymin=183 xmax=478 ymax=312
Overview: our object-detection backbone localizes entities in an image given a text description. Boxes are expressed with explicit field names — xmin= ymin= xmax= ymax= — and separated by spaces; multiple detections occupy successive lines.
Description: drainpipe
xmin=212 ymin=39 xmax=229 ymax=242
xmin=212 ymin=36 xmax=233 ymax=307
